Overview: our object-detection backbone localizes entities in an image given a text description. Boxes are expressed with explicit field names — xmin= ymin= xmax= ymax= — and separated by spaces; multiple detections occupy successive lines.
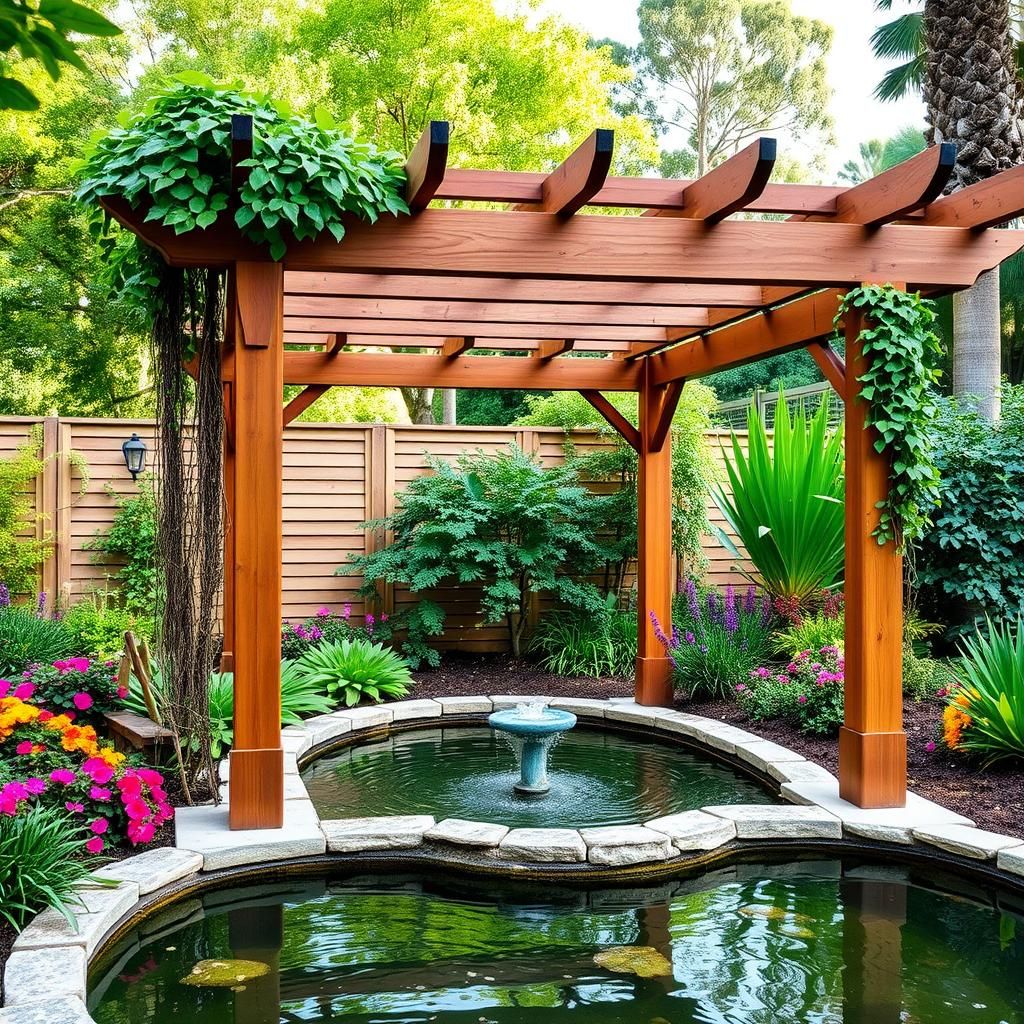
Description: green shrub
xmin=902 ymin=644 xmax=951 ymax=702
xmin=529 ymin=597 xmax=637 ymax=678
xmin=350 ymin=447 xmax=616 ymax=663
xmin=0 ymin=429 xmax=50 ymax=596
xmin=713 ymin=396 xmax=845 ymax=604
xmin=662 ymin=582 xmax=777 ymax=699
xmin=0 ymin=602 xmax=74 ymax=676
xmin=0 ymin=806 xmax=97 ymax=931
xmin=62 ymin=592 xmax=154 ymax=660
xmin=773 ymin=609 xmax=845 ymax=658
xmin=515 ymin=386 xmax=718 ymax=590
xmin=87 ymin=484 xmax=159 ymax=616
xmin=293 ymin=638 xmax=412 ymax=707
xmin=739 ymin=645 xmax=845 ymax=735
xmin=915 ymin=385 xmax=1024 ymax=638
xmin=944 ymin=616 xmax=1024 ymax=763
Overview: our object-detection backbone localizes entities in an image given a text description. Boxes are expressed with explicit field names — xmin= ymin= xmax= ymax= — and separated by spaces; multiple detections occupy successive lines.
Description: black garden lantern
xmin=122 ymin=433 xmax=147 ymax=480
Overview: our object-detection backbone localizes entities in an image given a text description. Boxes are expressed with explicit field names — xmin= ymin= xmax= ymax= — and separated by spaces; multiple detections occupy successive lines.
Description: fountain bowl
xmin=487 ymin=706 xmax=578 ymax=736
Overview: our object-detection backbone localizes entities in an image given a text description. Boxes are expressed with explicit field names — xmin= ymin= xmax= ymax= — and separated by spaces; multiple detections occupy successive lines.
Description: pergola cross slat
xmin=102 ymin=119 xmax=1024 ymax=832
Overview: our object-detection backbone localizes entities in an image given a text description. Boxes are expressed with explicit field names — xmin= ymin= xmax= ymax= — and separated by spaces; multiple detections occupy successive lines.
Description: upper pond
xmin=301 ymin=723 xmax=775 ymax=828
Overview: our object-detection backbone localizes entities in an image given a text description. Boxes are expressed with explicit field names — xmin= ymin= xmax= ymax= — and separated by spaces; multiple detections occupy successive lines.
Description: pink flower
xmin=23 ymin=777 xmax=45 ymax=795
xmin=82 ymin=758 xmax=114 ymax=784
xmin=50 ymin=768 xmax=76 ymax=785
xmin=15 ymin=741 xmax=33 ymax=755
xmin=37 ymin=709 xmax=53 ymax=722
xmin=342 ymin=603 xmax=351 ymax=619
xmin=380 ymin=613 xmax=389 ymax=622
xmin=797 ymin=695 xmax=808 ymax=704
xmin=925 ymin=740 xmax=937 ymax=752
xmin=0 ymin=680 xmax=8 ymax=698
xmin=316 ymin=606 xmax=331 ymax=617
xmin=127 ymin=821 xmax=156 ymax=845
xmin=53 ymin=657 xmax=90 ymax=673
xmin=116 ymin=685 xmax=128 ymax=699
xmin=89 ymin=786 xmax=112 ymax=801
xmin=12 ymin=682 xmax=34 ymax=700
xmin=117 ymin=774 xmax=142 ymax=796
xmin=124 ymin=798 xmax=150 ymax=821
xmin=73 ymin=692 xmax=93 ymax=711
xmin=65 ymin=801 xmax=85 ymax=813
xmin=89 ymin=818 xmax=109 ymax=835
xmin=734 ymin=683 xmax=747 ymax=693
xmin=85 ymin=837 xmax=104 ymax=854
xmin=136 ymin=768 xmax=163 ymax=788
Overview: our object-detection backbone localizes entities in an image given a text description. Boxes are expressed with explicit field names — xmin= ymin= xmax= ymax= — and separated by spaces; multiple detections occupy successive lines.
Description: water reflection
xmin=89 ymin=861 xmax=1024 ymax=1024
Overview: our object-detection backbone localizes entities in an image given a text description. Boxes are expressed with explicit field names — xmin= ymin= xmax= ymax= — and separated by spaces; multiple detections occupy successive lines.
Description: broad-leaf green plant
xmin=350 ymin=446 xmax=616 ymax=661
xmin=712 ymin=396 xmax=845 ymax=604
xmin=293 ymin=638 xmax=412 ymax=707
xmin=77 ymin=76 xmax=409 ymax=263
xmin=947 ymin=616 xmax=1024 ymax=763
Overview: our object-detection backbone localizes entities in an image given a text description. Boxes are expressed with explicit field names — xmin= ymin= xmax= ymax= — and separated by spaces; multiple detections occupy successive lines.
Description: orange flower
xmin=0 ymin=697 xmax=40 ymax=741
xmin=943 ymin=700 xmax=973 ymax=750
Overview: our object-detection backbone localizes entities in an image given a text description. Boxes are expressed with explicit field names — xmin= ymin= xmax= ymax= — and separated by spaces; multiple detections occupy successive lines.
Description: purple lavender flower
xmin=744 ymin=585 xmax=756 ymax=615
xmin=0 ymin=583 xmax=9 ymax=607
xmin=760 ymin=593 xmax=772 ymax=625
xmin=685 ymin=578 xmax=699 ymax=619
xmin=35 ymin=592 xmax=46 ymax=618
xmin=649 ymin=611 xmax=678 ymax=667
xmin=670 ymin=624 xmax=681 ymax=648
xmin=366 ymin=613 xmax=375 ymax=635
xmin=685 ymin=631 xmax=695 ymax=645
xmin=308 ymin=624 xmax=323 ymax=641
xmin=706 ymin=590 xmax=718 ymax=621
xmin=724 ymin=586 xmax=738 ymax=632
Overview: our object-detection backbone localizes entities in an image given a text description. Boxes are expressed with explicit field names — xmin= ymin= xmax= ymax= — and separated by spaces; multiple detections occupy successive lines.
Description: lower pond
xmin=89 ymin=859 xmax=1024 ymax=1024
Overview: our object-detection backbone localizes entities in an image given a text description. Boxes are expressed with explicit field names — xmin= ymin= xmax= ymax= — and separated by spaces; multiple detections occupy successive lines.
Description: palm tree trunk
xmin=953 ymin=269 xmax=1002 ymax=419
xmin=924 ymin=0 xmax=1023 ymax=422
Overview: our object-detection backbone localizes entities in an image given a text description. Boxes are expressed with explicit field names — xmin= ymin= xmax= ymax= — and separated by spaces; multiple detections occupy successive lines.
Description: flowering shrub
xmin=655 ymin=581 xmax=776 ymax=698
xmin=280 ymin=604 xmax=395 ymax=661
xmin=738 ymin=645 xmax=846 ymax=735
xmin=0 ymin=693 xmax=171 ymax=852
xmin=13 ymin=657 xmax=126 ymax=721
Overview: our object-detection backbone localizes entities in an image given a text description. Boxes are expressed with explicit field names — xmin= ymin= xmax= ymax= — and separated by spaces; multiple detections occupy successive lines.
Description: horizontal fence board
xmin=3 ymin=416 xmax=753 ymax=649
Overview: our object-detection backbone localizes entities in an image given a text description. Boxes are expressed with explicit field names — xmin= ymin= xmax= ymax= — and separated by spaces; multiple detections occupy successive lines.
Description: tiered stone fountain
xmin=487 ymin=702 xmax=577 ymax=794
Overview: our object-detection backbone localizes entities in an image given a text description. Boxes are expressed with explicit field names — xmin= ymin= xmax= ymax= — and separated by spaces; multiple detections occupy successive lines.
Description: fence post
xmin=37 ymin=417 xmax=60 ymax=600
xmin=365 ymin=424 xmax=395 ymax=617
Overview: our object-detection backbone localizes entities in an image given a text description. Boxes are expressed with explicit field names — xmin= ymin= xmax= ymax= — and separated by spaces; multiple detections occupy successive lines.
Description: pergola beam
xmin=808 ymin=340 xmax=847 ymax=399
xmin=535 ymin=339 xmax=573 ymax=359
xmin=651 ymin=290 xmax=843 ymax=385
xmin=278 ymin=350 xmax=642 ymax=390
xmin=284 ymin=272 xmax=766 ymax=308
xmin=281 ymin=334 xmax=650 ymax=352
xmin=281 ymin=317 xmax=675 ymax=341
xmin=404 ymin=121 xmax=450 ymax=212
xmin=516 ymin=129 xmax=615 ymax=216
xmin=579 ymin=389 xmax=640 ymax=451
xmin=441 ymin=336 xmax=474 ymax=358
xmin=649 ymin=138 xmax=776 ymax=222
xmin=831 ymin=143 xmax=956 ymax=226
xmin=282 ymin=295 xmax=713 ymax=327
xmin=923 ymin=162 xmax=1024 ymax=228
xmin=282 ymin=385 xmax=330 ymax=425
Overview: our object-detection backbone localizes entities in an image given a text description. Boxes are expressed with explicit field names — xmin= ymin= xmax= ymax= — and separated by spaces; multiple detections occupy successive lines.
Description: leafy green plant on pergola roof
xmin=77 ymin=73 xmax=409 ymax=263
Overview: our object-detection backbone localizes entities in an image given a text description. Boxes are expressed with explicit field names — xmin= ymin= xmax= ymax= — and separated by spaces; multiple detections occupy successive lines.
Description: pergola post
xmin=228 ymin=261 xmax=285 ymax=830
xmin=635 ymin=362 xmax=676 ymax=707
xmin=839 ymin=300 xmax=906 ymax=808
xmin=221 ymin=381 xmax=235 ymax=674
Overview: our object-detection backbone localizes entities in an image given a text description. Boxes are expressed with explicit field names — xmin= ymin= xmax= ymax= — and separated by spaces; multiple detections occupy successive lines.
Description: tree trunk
xmin=441 ymin=388 xmax=457 ymax=424
xmin=952 ymin=269 xmax=1002 ymax=420
xmin=400 ymin=386 xmax=435 ymax=424
xmin=924 ymin=0 xmax=1023 ymax=422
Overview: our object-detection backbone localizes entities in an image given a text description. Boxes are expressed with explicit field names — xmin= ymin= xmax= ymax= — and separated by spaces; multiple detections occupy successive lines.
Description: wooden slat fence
xmin=0 ymin=417 xmax=752 ymax=650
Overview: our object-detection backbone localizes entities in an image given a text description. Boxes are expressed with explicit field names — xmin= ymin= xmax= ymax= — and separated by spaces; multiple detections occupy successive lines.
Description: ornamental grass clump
xmin=739 ymin=645 xmax=846 ymax=736
xmin=0 ymin=594 xmax=74 ymax=676
xmin=942 ymin=616 xmax=1024 ymax=762
xmin=654 ymin=582 xmax=776 ymax=699
xmin=712 ymin=396 xmax=845 ymax=605
xmin=529 ymin=596 xmax=637 ymax=678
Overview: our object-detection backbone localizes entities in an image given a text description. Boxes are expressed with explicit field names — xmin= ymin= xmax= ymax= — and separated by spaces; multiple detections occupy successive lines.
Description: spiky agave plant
xmin=712 ymin=396 xmax=845 ymax=605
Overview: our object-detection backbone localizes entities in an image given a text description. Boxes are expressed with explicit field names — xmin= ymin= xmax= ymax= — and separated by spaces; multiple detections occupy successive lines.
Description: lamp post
xmin=121 ymin=433 xmax=147 ymax=481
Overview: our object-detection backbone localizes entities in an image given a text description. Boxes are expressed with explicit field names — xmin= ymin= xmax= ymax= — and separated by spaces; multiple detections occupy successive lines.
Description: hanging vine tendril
xmin=152 ymin=260 xmax=226 ymax=800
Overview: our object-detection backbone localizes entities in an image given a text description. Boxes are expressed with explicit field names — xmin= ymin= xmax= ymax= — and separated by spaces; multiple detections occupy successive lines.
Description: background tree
xmin=873 ymin=0 xmax=1024 ymax=420
xmin=839 ymin=139 xmax=886 ymax=184
xmin=624 ymin=0 xmax=833 ymax=176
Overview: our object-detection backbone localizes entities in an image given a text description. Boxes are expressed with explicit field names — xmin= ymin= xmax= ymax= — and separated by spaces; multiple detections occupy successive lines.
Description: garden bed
xmin=409 ymin=655 xmax=1024 ymax=839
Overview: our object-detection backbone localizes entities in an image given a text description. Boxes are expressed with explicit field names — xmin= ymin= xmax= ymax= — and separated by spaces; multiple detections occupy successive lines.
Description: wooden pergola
xmin=103 ymin=118 xmax=1024 ymax=831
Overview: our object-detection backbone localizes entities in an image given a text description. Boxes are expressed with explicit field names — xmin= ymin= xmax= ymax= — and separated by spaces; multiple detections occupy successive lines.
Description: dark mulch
xmin=411 ymin=654 xmax=1024 ymax=839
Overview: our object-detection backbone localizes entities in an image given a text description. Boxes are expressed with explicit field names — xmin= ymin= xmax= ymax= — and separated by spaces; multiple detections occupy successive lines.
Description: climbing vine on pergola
xmin=87 ymin=102 xmax=1024 ymax=832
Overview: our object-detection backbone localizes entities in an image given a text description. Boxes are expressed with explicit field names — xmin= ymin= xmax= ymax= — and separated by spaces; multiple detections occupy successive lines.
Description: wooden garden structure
xmin=103 ymin=119 xmax=1024 ymax=830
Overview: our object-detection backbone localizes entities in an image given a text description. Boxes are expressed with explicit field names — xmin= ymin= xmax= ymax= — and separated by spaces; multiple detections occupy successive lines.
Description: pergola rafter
xmin=102 ymin=116 xmax=1024 ymax=832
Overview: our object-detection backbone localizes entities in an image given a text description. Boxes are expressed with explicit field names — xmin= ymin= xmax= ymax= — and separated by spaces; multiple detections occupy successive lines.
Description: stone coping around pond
xmin=6 ymin=695 xmax=1024 ymax=1019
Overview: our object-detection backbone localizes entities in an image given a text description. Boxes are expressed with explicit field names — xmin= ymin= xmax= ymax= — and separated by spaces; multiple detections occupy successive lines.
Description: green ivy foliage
xmin=835 ymin=285 xmax=942 ymax=549
xmin=87 ymin=483 xmax=159 ymax=615
xmin=348 ymin=447 xmax=616 ymax=663
xmin=77 ymin=75 xmax=409 ymax=261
